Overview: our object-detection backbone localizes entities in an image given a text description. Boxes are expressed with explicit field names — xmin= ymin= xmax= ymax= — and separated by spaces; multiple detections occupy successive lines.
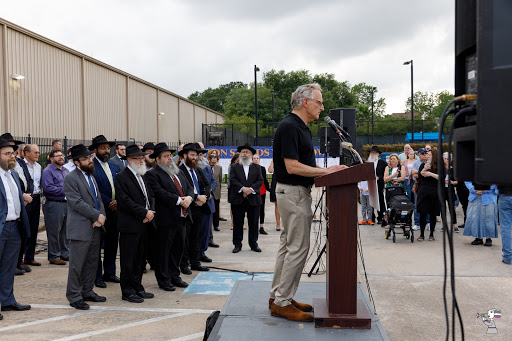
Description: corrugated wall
xmin=194 ymin=107 xmax=206 ymax=142
xmin=0 ymin=24 xmax=5 ymax=133
xmin=128 ymin=79 xmax=157 ymax=142
xmin=158 ymin=91 xmax=179 ymax=143
xmin=179 ymin=100 xmax=194 ymax=142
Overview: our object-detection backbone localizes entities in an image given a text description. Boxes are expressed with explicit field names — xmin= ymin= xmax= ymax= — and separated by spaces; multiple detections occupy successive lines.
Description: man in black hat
xmin=115 ymin=145 xmax=156 ymax=303
xmin=229 ymin=143 xmax=263 ymax=253
xmin=64 ymin=144 xmax=107 ymax=310
xmin=0 ymin=138 xmax=32 ymax=317
xmin=142 ymin=143 xmax=156 ymax=170
xmin=367 ymin=146 xmax=388 ymax=224
xmin=89 ymin=135 xmax=121 ymax=288
xmin=178 ymin=143 xmax=210 ymax=273
xmin=145 ymin=143 xmax=194 ymax=290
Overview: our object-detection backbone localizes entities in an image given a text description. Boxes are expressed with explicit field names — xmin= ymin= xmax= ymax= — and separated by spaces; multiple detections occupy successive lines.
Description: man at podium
xmin=269 ymin=83 xmax=347 ymax=322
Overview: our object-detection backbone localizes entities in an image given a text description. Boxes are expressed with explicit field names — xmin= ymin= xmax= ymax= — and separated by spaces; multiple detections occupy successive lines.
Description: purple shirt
xmin=42 ymin=163 xmax=69 ymax=200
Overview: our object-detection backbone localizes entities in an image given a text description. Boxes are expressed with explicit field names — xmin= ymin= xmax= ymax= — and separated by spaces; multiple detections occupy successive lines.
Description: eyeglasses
xmin=0 ymin=152 xmax=16 ymax=157
xmin=308 ymin=98 xmax=324 ymax=107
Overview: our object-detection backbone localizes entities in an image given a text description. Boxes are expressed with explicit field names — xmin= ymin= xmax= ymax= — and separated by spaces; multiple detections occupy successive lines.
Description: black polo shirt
xmin=273 ymin=112 xmax=316 ymax=186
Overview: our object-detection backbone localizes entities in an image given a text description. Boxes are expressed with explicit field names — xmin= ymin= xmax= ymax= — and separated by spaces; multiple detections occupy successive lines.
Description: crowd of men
xmin=0 ymin=132 xmax=231 ymax=318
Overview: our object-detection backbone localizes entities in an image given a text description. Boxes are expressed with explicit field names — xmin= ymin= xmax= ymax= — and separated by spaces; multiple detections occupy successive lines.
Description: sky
xmin=0 ymin=0 xmax=455 ymax=117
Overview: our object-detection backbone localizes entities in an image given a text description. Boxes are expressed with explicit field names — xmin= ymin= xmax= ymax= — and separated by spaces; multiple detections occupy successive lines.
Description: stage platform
xmin=208 ymin=280 xmax=388 ymax=340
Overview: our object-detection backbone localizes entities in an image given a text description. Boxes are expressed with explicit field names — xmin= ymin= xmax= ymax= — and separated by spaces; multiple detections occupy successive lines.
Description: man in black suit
xmin=229 ymin=143 xmax=263 ymax=253
xmin=145 ymin=143 xmax=194 ymax=291
xmin=367 ymin=146 xmax=387 ymax=224
xmin=110 ymin=143 xmax=127 ymax=170
xmin=115 ymin=145 xmax=156 ymax=303
xmin=178 ymin=143 xmax=210 ymax=273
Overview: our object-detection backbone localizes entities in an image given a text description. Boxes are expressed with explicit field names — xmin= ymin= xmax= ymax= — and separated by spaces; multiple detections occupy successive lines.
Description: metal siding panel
xmin=207 ymin=111 xmax=216 ymax=124
xmin=179 ymin=100 xmax=194 ymax=142
xmin=83 ymin=60 xmax=127 ymax=140
xmin=194 ymin=106 xmax=206 ymax=142
xmin=0 ymin=24 xmax=5 ymax=132
xmin=128 ymin=79 xmax=157 ymax=142
xmin=157 ymin=91 xmax=179 ymax=143
xmin=6 ymin=29 xmax=82 ymax=138
xmin=216 ymin=114 xmax=224 ymax=124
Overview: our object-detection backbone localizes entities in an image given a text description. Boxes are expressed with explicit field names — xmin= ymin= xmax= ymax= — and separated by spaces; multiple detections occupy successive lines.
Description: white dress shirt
xmin=25 ymin=160 xmax=41 ymax=194
xmin=0 ymin=168 xmax=21 ymax=221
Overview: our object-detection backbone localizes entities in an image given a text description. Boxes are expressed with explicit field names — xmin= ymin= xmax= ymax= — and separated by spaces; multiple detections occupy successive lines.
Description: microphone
xmin=324 ymin=116 xmax=350 ymax=139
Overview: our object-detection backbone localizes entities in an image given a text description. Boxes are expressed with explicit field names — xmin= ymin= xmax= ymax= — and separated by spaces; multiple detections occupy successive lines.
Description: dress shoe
xmin=0 ymin=313 xmax=3 ymax=320
xmin=270 ymin=302 xmax=313 ymax=322
xmin=232 ymin=246 xmax=241 ymax=253
xmin=485 ymin=238 xmax=492 ymax=246
xmin=180 ymin=267 xmax=192 ymax=275
xmin=213 ymin=226 xmax=220 ymax=231
xmin=199 ymin=255 xmax=212 ymax=263
xmin=251 ymin=246 xmax=262 ymax=252
xmin=83 ymin=293 xmax=106 ymax=302
xmin=268 ymin=298 xmax=313 ymax=312
xmin=159 ymin=284 xmax=176 ymax=291
xmin=24 ymin=260 xmax=41 ymax=266
xmin=122 ymin=294 xmax=144 ymax=303
xmin=15 ymin=268 xmax=25 ymax=276
xmin=191 ymin=265 xmax=210 ymax=271
xmin=70 ymin=300 xmax=90 ymax=310
xmin=471 ymin=238 xmax=483 ymax=245
xmin=208 ymin=242 xmax=219 ymax=248
xmin=1 ymin=303 xmax=31 ymax=311
xmin=171 ymin=278 xmax=189 ymax=288
xmin=103 ymin=275 xmax=121 ymax=283
xmin=259 ymin=227 xmax=268 ymax=235
xmin=136 ymin=291 xmax=154 ymax=299
xmin=18 ymin=264 xmax=31 ymax=273
xmin=50 ymin=259 xmax=67 ymax=265
xmin=95 ymin=279 xmax=107 ymax=288
xmin=458 ymin=224 xmax=465 ymax=228
xmin=219 ymin=217 xmax=227 ymax=221
xmin=60 ymin=256 xmax=69 ymax=261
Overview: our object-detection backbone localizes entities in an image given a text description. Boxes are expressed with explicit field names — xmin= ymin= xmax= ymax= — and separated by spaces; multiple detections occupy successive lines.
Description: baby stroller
xmin=384 ymin=185 xmax=415 ymax=243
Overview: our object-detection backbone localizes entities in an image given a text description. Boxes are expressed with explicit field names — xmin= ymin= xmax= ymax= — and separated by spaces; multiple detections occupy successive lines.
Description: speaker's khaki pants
xmin=270 ymin=183 xmax=313 ymax=307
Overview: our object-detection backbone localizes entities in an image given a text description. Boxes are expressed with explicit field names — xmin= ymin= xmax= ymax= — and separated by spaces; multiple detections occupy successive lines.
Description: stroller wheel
xmin=385 ymin=230 xmax=389 ymax=239
xmin=405 ymin=231 xmax=410 ymax=239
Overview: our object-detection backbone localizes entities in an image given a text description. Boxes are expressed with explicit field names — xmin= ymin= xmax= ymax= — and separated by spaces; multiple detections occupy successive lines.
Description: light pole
xmin=403 ymin=60 xmax=414 ymax=143
xmin=271 ymin=90 xmax=275 ymax=142
xmin=254 ymin=65 xmax=260 ymax=146
xmin=371 ymin=86 xmax=377 ymax=145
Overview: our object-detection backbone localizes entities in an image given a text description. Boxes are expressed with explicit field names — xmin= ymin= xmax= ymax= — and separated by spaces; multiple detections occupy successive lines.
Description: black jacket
xmin=145 ymin=165 xmax=194 ymax=227
xmin=229 ymin=163 xmax=263 ymax=206
xmin=375 ymin=159 xmax=388 ymax=186
xmin=115 ymin=167 xmax=156 ymax=233
xmin=178 ymin=163 xmax=212 ymax=214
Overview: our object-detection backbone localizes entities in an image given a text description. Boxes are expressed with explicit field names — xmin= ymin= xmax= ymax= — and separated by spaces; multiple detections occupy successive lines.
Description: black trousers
xmin=213 ymin=198 xmax=220 ymax=228
xmin=155 ymin=219 xmax=187 ymax=287
xmin=24 ymin=196 xmax=41 ymax=261
xmin=232 ymin=200 xmax=259 ymax=249
xmin=259 ymin=194 xmax=266 ymax=225
xmin=377 ymin=182 xmax=386 ymax=220
xmin=456 ymin=182 xmax=469 ymax=223
xmin=145 ymin=222 xmax=159 ymax=270
xmin=181 ymin=207 xmax=203 ymax=269
xmin=119 ymin=231 xmax=146 ymax=297
xmin=96 ymin=209 xmax=119 ymax=280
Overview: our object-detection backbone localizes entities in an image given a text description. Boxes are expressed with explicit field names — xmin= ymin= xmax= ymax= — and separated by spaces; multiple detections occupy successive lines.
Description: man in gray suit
xmin=64 ymin=144 xmax=107 ymax=310
xmin=110 ymin=143 xmax=127 ymax=170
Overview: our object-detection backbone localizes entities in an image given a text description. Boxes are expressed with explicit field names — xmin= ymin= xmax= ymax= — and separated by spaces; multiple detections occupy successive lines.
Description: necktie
xmin=172 ymin=175 xmax=187 ymax=217
xmin=136 ymin=174 xmax=150 ymax=209
xmin=14 ymin=167 xmax=27 ymax=191
xmin=87 ymin=174 xmax=100 ymax=210
xmin=101 ymin=162 xmax=115 ymax=199
xmin=190 ymin=169 xmax=200 ymax=194
xmin=6 ymin=172 xmax=21 ymax=216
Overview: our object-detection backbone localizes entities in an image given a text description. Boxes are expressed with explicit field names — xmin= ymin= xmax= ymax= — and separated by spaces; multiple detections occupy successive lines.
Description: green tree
xmin=404 ymin=90 xmax=454 ymax=119
xmin=188 ymin=81 xmax=247 ymax=113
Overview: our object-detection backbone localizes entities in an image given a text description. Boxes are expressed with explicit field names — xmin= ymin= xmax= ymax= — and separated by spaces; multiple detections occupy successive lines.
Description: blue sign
xmin=205 ymin=146 xmax=333 ymax=159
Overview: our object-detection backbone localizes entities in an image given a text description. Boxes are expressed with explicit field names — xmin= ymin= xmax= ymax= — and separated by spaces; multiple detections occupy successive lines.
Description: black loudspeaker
xmin=319 ymin=127 xmax=341 ymax=157
xmin=329 ymin=108 xmax=357 ymax=143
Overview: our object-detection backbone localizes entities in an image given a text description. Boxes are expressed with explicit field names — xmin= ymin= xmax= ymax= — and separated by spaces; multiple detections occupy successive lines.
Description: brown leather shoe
xmin=24 ymin=260 xmax=41 ymax=266
xmin=50 ymin=259 xmax=67 ymax=265
xmin=270 ymin=302 xmax=314 ymax=322
xmin=268 ymin=298 xmax=313 ymax=312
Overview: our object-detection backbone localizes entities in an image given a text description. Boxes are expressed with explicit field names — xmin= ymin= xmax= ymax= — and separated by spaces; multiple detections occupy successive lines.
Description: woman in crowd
xmin=252 ymin=154 xmax=270 ymax=235
xmin=384 ymin=154 xmax=406 ymax=189
xmin=268 ymin=160 xmax=281 ymax=231
xmin=227 ymin=153 xmax=240 ymax=230
xmin=443 ymin=152 xmax=459 ymax=233
xmin=416 ymin=148 xmax=441 ymax=241
xmin=404 ymin=150 xmax=416 ymax=200
xmin=463 ymin=182 xmax=498 ymax=246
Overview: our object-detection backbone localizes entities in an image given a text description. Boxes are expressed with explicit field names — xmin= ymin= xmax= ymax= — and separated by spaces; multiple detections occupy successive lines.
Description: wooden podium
xmin=312 ymin=162 xmax=375 ymax=329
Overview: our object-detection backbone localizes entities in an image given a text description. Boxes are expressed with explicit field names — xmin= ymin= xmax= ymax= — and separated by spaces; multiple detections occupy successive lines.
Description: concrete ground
xmin=1 ymin=186 xmax=511 ymax=340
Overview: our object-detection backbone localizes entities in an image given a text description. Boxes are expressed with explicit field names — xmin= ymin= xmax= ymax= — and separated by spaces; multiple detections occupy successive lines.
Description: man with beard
xmin=229 ymin=143 xmax=263 ymax=253
xmin=142 ymin=143 xmax=156 ymax=170
xmin=0 ymin=138 xmax=31 ymax=318
xmin=178 ymin=143 xmax=210 ymax=273
xmin=196 ymin=142 xmax=217 ymax=263
xmin=367 ymin=146 xmax=387 ymax=224
xmin=90 ymin=135 xmax=121 ymax=288
xmin=145 ymin=143 xmax=194 ymax=290
xmin=41 ymin=150 xmax=70 ymax=265
xmin=115 ymin=145 xmax=156 ymax=303
xmin=64 ymin=144 xmax=107 ymax=310
xmin=110 ymin=143 xmax=127 ymax=170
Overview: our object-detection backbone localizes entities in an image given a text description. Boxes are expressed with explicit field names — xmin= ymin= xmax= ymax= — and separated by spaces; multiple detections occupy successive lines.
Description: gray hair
xmin=290 ymin=83 xmax=322 ymax=110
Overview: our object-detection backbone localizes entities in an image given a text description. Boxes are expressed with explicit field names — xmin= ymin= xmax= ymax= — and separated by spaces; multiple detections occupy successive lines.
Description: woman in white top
xmin=404 ymin=150 xmax=416 ymax=200
xmin=383 ymin=154 xmax=406 ymax=189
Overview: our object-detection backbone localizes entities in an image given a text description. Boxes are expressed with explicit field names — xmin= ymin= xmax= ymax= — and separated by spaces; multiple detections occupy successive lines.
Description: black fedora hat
xmin=89 ymin=135 xmax=116 ymax=150
xmin=0 ymin=133 xmax=24 ymax=145
xmin=70 ymin=144 xmax=94 ymax=160
xmin=142 ymin=142 xmax=155 ymax=152
xmin=237 ymin=143 xmax=256 ymax=155
xmin=178 ymin=142 xmax=201 ymax=157
xmin=149 ymin=142 xmax=175 ymax=159
xmin=369 ymin=146 xmax=382 ymax=154
xmin=122 ymin=145 xmax=148 ymax=160
xmin=0 ymin=138 xmax=18 ymax=151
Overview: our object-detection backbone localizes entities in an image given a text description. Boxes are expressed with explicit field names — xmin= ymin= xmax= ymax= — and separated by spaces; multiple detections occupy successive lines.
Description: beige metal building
xmin=0 ymin=17 xmax=224 ymax=143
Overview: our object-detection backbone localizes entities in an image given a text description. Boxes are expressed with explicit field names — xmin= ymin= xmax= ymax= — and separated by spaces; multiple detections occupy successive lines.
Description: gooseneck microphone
xmin=324 ymin=116 xmax=350 ymax=139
